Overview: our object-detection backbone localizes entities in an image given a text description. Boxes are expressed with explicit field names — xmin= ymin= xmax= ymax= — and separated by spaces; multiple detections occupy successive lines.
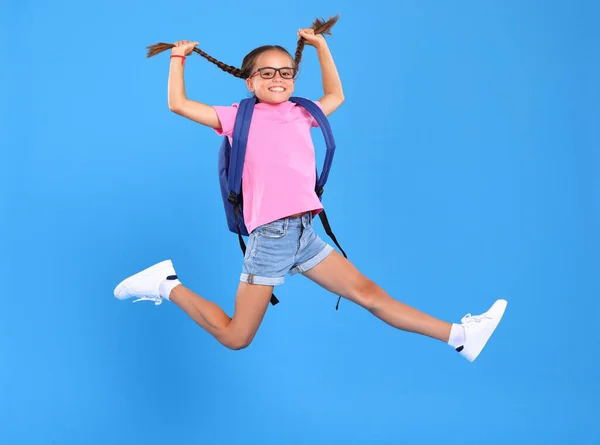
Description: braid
xmin=294 ymin=39 xmax=306 ymax=70
xmin=192 ymin=48 xmax=245 ymax=78
xmin=146 ymin=43 xmax=246 ymax=78
xmin=146 ymin=14 xmax=339 ymax=78
xmin=294 ymin=14 xmax=340 ymax=70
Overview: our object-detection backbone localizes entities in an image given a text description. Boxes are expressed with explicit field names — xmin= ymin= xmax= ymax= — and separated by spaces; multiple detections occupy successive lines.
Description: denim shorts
xmin=241 ymin=212 xmax=334 ymax=286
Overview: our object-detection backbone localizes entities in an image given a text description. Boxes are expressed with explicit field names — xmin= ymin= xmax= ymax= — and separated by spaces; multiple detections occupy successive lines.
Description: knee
xmin=351 ymin=278 xmax=384 ymax=311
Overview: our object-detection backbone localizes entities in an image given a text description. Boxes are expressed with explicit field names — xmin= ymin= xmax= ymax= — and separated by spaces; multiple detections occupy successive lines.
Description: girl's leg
xmin=302 ymin=250 xmax=452 ymax=342
xmin=169 ymin=282 xmax=274 ymax=350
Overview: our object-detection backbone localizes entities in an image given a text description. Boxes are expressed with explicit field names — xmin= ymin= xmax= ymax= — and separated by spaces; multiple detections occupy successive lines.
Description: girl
xmin=114 ymin=18 xmax=507 ymax=362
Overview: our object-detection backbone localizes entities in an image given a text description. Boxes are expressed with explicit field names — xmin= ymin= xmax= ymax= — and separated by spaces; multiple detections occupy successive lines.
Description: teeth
xmin=269 ymin=87 xmax=285 ymax=92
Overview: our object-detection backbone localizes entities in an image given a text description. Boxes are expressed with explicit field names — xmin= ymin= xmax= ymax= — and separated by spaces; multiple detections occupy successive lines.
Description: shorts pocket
xmin=257 ymin=221 xmax=287 ymax=239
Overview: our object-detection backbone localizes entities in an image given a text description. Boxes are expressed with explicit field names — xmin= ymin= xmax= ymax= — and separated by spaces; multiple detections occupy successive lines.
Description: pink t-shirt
xmin=213 ymin=100 xmax=324 ymax=234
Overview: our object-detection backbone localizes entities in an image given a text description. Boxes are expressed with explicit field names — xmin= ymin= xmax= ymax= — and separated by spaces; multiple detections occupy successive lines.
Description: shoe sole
xmin=466 ymin=299 xmax=508 ymax=362
xmin=114 ymin=259 xmax=173 ymax=299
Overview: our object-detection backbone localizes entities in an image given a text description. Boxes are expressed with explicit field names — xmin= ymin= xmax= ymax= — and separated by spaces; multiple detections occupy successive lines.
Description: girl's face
xmin=246 ymin=50 xmax=296 ymax=104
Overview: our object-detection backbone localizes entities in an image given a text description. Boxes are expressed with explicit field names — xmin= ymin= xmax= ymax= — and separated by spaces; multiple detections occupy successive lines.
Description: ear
xmin=246 ymin=77 xmax=254 ymax=92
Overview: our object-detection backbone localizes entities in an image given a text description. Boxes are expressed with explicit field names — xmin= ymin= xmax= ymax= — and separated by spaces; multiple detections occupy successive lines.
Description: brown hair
xmin=146 ymin=15 xmax=339 ymax=79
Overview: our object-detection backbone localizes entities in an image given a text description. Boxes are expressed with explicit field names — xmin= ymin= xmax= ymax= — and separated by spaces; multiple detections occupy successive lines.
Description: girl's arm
xmin=168 ymin=40 xmax=222 ymax=129
xmin=298 ymin=29 xmax=345 ymax=116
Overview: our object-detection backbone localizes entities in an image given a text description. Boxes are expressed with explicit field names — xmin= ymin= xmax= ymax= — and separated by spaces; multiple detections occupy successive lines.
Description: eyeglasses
xmin=250 ymin=67 xmax=297 ymax=79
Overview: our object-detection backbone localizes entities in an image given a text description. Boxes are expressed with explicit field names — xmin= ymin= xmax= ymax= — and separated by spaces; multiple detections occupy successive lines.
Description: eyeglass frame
xmin=249 ymin=66 xmax=298 ymax=80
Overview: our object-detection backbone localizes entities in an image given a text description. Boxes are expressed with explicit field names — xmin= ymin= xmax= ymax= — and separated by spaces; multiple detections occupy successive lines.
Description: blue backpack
xmin=217 ymin=96 xmax=347 ymax=308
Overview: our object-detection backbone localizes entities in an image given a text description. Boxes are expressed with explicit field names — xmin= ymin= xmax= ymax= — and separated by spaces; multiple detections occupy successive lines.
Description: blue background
xmin=2 ymin=0 xmax=599 ymax=443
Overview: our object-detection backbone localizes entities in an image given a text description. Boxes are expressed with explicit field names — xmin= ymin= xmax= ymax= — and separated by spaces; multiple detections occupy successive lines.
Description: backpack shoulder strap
xmin=228 ymin=97 xmax=257 ymax=202
xmin=289 ymin=97 xmax=347 ymax=311
xmin=227 ymin=96 xmax=280 ymax=307
xmin=289 ymin=97 xmax=336 ymax=196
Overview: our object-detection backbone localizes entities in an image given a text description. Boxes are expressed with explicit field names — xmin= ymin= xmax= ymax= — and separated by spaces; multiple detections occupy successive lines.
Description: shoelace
xmin=461 ymin=313 xmax=491 ymax=328
xmin=132 ymin=296 xmax=163 ymax=306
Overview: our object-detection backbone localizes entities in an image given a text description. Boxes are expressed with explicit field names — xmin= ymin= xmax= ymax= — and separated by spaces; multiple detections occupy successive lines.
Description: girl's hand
xmin=298 ymin=28 xmax=325 ymax=49
xmin=171 ymin=40 xmax=199 ymax=56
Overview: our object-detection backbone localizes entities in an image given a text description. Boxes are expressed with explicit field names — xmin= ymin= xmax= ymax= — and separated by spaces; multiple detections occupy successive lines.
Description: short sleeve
xmin=212 ymin=104 xmax=239 ymax=137
xmin=294 ymin=99 xmax=324 ymax=128
xmin=311 ymin=100 xmax=324 ymax=128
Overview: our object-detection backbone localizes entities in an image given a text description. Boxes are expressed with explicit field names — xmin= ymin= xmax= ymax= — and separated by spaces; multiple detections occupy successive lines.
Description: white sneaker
xmin=456 ymin=299 xmax=507 ymax=362
xmin=113 ymin=259 xmax=177 ymax=305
